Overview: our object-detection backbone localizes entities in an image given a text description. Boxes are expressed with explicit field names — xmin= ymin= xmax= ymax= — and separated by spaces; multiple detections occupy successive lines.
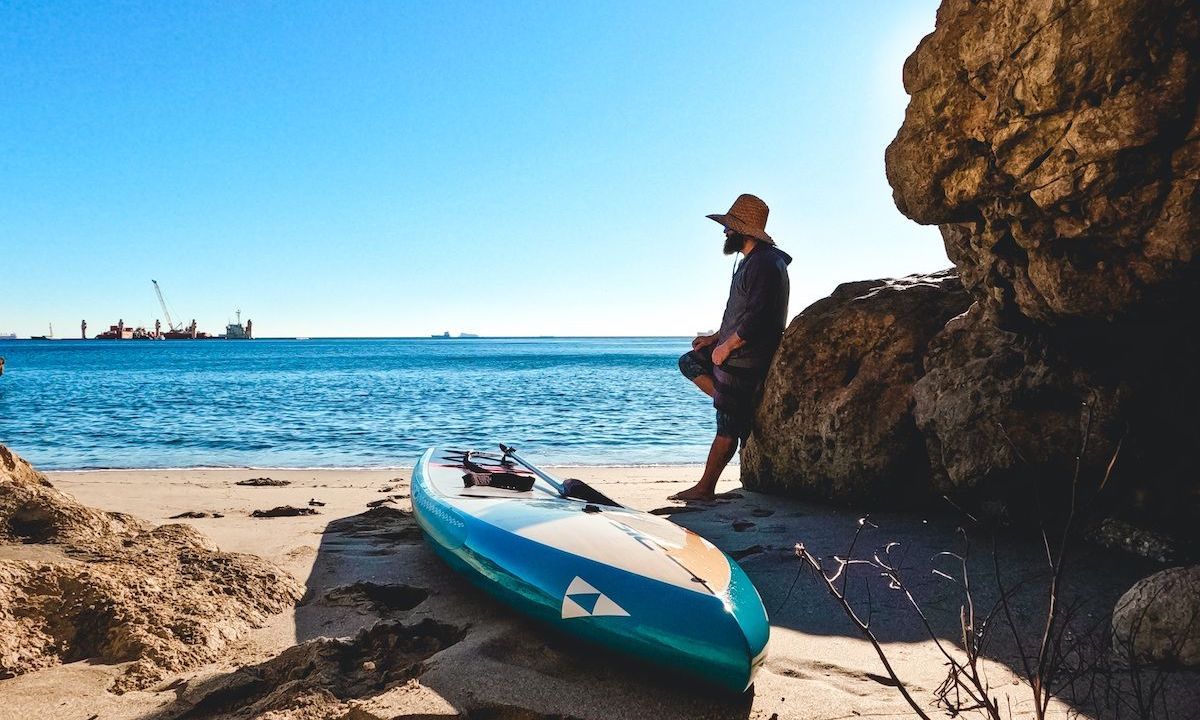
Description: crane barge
xmin=91 ymin=281 xmax=252 ymax=339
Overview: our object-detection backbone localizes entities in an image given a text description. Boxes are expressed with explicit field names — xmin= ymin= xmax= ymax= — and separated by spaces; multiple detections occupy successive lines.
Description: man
xmin=671 ymin=193 xmax=791 ymax=502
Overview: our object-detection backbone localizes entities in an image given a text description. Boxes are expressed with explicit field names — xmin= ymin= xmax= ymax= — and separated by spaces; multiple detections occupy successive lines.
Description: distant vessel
xmin=151 ymin=280 xmax=214 ymax=339
xmin=431 ymin=331 xmax=479 ymax=338
xmin=221 ymin=310 xmax=253 ymax=340
xmin=0 ymin=332 xmax=15 ymax=340
xmin=431 ymin=331 xmax=451 ymax=338
xmin=96 ymin=319 xmax=156 ymax=340
xmin=31 ymin=323 xmax=53 ymax=340
xmin=458 ymin=332 xmax=480 ymax=338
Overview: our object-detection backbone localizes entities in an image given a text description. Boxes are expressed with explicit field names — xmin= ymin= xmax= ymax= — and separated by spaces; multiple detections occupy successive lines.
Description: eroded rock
xmin=885 ymin=0 xmax=1200 ymax=326
xmin=911 ymin=303 xmax=1128 ymax=502
xmin=742 ymin=271 xmax=970 ymax=503
xmin=876 ymin=0 xmax=1200 ymax=531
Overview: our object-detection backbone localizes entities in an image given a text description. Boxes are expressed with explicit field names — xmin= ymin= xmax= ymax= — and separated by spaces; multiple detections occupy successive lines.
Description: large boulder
xmin=741 ymin=271 xmax=970 ymax=503
xmin=1112 ymin=565 xmax=1200 ymax=667
xmin=885 ymin=0 xmax=1200 ymax=326
xmin=0 ymin=445 xmax=303 ymax=691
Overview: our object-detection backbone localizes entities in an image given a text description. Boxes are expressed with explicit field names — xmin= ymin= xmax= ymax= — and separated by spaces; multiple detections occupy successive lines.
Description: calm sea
xmin=0 ymin=337 xmax=720 ymax=470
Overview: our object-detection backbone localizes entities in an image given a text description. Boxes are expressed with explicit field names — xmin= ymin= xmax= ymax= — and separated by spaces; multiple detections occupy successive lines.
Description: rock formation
xmin=741 ymin=271 xmax=970 ymax=503
xmin=747 ymin=0 xmax=1200 ymax=535
xmin=0 ymin=444 xmax=302 ymax=691
xmin=885 ymin=0 xmax=1200 ymax=327
xmin=886 ymin=0 xmax=1200 ymax=528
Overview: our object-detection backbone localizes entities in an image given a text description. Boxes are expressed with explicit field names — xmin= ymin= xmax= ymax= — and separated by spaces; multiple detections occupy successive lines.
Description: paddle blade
xmin=562 ymin=478 xmax=621 ymax=507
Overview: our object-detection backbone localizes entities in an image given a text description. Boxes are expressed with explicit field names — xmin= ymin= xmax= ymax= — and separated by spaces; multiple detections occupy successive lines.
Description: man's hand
xmin=692 ymin=333 xmax=718 ymax=350
xmin=711 ymin=341 xmax=731 ymax=366
xmin=711 ymin=332 xmax=745 ymax=366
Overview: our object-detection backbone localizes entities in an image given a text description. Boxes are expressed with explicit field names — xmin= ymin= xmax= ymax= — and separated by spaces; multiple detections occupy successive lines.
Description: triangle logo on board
xmin=561 ymin=576 xmax=630 ymax=619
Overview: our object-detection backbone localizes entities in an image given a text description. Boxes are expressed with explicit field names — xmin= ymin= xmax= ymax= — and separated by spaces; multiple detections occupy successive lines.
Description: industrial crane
xmin=151 ymin=280 xmax=182 ymax=332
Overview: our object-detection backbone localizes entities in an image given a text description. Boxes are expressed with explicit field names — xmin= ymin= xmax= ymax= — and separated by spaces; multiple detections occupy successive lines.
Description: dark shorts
xmin=678 ymin=348 xmax=757 ymax=442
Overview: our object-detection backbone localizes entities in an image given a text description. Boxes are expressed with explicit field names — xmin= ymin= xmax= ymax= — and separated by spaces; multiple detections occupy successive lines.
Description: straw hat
xmin=707 ymin=193 xmax=773 ymax=244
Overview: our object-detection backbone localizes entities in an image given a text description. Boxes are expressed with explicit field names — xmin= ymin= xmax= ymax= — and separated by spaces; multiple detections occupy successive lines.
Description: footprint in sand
xmin=648 ymin=505 xmax=707 ymax=516
xmin=322 ymin=581 xmax=429 ymax=612
xmin=729 ymin=545 xmax=764 ymax=560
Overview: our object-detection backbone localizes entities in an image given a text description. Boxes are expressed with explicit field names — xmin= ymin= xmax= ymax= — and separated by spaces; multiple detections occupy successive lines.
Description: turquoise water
xmin=0 ymin=337 xmax=719 ymax=470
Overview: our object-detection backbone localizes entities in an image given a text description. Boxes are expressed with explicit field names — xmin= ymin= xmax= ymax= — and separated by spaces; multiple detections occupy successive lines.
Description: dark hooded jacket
xmin=712 ymin=243 xmax=792 ymax=417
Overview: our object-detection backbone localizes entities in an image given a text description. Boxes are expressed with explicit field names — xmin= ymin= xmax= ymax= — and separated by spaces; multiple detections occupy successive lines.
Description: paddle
xmin=499 ymin=444 xmax=622 ymax=508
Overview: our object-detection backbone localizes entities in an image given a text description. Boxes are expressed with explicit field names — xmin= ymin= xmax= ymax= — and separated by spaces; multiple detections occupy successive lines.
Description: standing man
xmin=671 ymin=194 xmax=791 ymax=502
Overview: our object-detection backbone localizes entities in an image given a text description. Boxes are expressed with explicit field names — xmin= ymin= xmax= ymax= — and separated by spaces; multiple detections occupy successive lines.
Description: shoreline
xmin=43 ymin=461 xmax=731 ymax=474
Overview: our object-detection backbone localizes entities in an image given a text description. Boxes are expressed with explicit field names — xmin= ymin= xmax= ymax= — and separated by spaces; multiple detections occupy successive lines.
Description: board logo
xmin=561 ymin=576 xmax=630 ymax=619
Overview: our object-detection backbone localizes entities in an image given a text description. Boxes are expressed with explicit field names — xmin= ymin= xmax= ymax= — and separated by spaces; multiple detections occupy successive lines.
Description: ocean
xmin=0 ymin=337 xmax=721 ymax=470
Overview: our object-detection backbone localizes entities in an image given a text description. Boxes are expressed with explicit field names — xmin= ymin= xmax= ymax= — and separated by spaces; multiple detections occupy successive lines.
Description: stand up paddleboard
xmin=411 ymin=445 xmax=770 ymax=693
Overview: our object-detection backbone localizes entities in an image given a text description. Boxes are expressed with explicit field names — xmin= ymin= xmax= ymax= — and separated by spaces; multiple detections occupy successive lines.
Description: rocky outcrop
xmin=742 ymin=271 xmax=970 ymax=503
xmin=1112 ymin=565 xmax=1200 ymax=667
xmin=873 ymin=0 xmax=1200 ymax=530
xmin=885 ymin=0 xmax=1200 ymax=327
xmin=0 ymin=444 xmax=303 ymax=691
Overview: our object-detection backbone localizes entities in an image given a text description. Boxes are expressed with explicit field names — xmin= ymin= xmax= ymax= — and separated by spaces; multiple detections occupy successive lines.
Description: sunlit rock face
xmin=741 ymin=271 xmax=970 ymax=503
xmin=877 ymin=0 xmax=1200 ymax=532
xmin=885 ymin=0 xmax=1200 ymax=326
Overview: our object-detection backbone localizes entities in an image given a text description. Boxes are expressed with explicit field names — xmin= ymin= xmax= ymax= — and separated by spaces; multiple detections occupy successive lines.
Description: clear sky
xmin=2 ymin=1 xmax=945 ymax=338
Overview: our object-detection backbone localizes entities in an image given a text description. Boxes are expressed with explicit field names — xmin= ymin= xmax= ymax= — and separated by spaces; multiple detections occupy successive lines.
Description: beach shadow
xmin=147 ymin=502 xmax=756 ymax=720
xmin=661 ymin=487 xmax=1197 ymax=717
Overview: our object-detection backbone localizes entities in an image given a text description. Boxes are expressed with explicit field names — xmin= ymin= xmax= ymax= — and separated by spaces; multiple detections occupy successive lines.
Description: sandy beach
xmin=1 ymin=463 xmax=1154 ymax=720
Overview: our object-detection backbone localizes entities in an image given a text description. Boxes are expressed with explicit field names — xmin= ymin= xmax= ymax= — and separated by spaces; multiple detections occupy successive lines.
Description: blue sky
xmin=2 ymin=1 xmax=944 ymax=338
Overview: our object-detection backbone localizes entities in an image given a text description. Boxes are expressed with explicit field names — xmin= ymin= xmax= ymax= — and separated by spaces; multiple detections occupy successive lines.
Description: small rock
xmin=361 ymin=660 xmax=377 ymax=672
xmin=169 ymin=511 xmax=209 ymax=519
xmin=1087 ymin=518 xmax=1179 ymax=563
xmin=308 ymin=499 xmax=326 ymax=507
xmin=1112 ymin=565 xmax=1200 ymax=667
xmin=366 ymin=498 xmax=396 ymax=508
xmin=732 ymin=521 xmax=756 ymax=532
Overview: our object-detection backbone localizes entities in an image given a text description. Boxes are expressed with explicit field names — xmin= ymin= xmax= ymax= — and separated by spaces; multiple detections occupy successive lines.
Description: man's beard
xmin=723 ymin=233 xmax=743 ymax=255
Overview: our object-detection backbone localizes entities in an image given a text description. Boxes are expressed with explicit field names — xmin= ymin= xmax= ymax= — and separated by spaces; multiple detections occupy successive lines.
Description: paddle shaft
xmin=499 ymin=444 xmax=566 ymax=496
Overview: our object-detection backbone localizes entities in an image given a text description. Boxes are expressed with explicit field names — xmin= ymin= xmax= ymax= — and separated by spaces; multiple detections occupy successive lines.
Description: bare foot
xmin=668 ymin=484 xmax=717 ymax=503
